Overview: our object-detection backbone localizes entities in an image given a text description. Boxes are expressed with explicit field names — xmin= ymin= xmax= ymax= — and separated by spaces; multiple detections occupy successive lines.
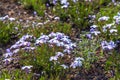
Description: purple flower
xmin=98 ymin=16 xmax=110 ymax=21
xmin=86 ymin=34 xmax=92 ymax=39
xmin=49 ymin=56 xmax=58 ymax=61
xmin=48 ymin=32 xmax=57 ymax=37
xmin=70 ymin=57 xmax=84 ymax=68
xmin=101 ymin=41 xmax=116 ymax=50
xmin=55 ymin=52 xmax=64 ymax=57
xmin=90 ymin=25 xmax=98 ymax=29
xmin=4 ymin=52 xmax=13 ymax=58
xmin=21 ymin=65 xmax=33 ymax=73
xmin=33 ymin=11 xmax=37 ymax=15
xmin=6 ymin=49 xmax=11 ymax=53
xmin=91 ymin=31 xmax=101 ymax=36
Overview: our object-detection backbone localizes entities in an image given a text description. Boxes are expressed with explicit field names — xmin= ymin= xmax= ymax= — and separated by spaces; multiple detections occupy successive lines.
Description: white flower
xmin=90 ymin=25 xmax=98 ymax=29
xmin=109 ymin=29 xmax=117 ymax=33
xmin=98 ymin=16 xmax=110 ymax=21
xmin=61 ymin=0 xmax=67 ymax=4
xmin=61 ymin=0 xmax=69 ymax=8
xmin=0 ymin=15 xmax=9 ymax=21
xmin=21 ymin=66 xmax=33 ymax=70
xmin=13 ymin=49 xmax=20 ymax=54
xmin=64 ymin=44 xmax=73 ymax=50
xmin=56 ymin=42 xmax=64 ymax=47
xmin=22 ymin=47 xmax=35 ymax=51
xmin=112 ymin=0 xmax=115 ymax=3
xmin=61 ymin=64 xmax=68 ymax=69
xmin=102 ymin=23 xmax=115 ymax=32
xmin=63 ymin=49 xmax=71 ymax=54
xmin=54 ymin=17 xmax=60 ymax=20
xmin=38 ymin=35 xmax=49 ymax=40
xmin=101 ymin=41 xmax=116 ymax=50
xmin=48 ymin=32 xmax=57 ymax=37
xmin=70 ymin=57 xmax=84 ymax=68
xmin=49 ymin=56 xmax=58 ymax=61
xmin=48 ymin=39 xmax=59 ymax=44
xmin=9 ymin=17 xmax=15 ymax=21
xmin=61 ymin=37 xmax=71 ymax=44
xmin=10 ymin=44 xmax=19 ymax=49
xmin=55 ymin=52 xmax=64 ymax=57
xmin=91 ymin=31 xmax=101 ymax=36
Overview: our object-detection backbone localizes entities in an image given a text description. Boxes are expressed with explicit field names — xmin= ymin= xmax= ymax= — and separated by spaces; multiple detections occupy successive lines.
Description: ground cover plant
xmin=1 ymin=0 xmax=120 ymax=80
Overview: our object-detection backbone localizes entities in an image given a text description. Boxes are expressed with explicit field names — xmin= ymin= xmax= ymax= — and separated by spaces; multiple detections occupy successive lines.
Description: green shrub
xmin=18 ymin=45 xmax=66 ymax=79
xmin=20 ymin=0 xmax=46 ymax=16
xmin=20 ymin=22 xmax=72 ymax=38
xmin=0 ymin=21 xmax=19 ymax=46
xmin=74 ymin=34 xmax=102 ymax=69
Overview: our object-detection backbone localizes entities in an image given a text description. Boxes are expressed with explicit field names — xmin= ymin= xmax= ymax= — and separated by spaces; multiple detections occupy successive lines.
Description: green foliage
xmin=105 ymin=51 xmax=120 ymax=80
xmin=21 ymin=0 xmax=46 ymax=16
xmin=94 ymin=3 xmax=120 ymax=41
xmin=20 ymin=0 xmax=113 ymax=30
xmin=1 ymin=69 xmax=32 ymax=80
xmin=52 ymin=1 xmax=92 ymax=29
xmin=18 ymin=44 xmax=65 ymax=79
xmin=74 ymin=34 xmax=102 ymax=69
xmin=52 ymin=0 xmax=111 ymax=30
xmin=20 ymin=22 xmax=72 ymax=38
xmin=0 ymin=21 xmax=19 ymax=46
xmin=2 ymin=1 xmax=120 ymax=80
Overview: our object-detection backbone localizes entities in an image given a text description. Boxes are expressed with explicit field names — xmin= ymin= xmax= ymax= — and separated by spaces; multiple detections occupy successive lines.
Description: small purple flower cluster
xmin=101 ymin=41 xmax=116 ymax=50
xmin=4 ymin=34 xmax=35 ymax=58
xmin=70 ymin=57 xmax=84 ymax=68
xmin=21 ymin=65 xmax=33 ymax=73
xmin=98 ymin=16 xmax=110 ymax=21
xmin=86 ymin=25 xmax=101 ymax=39
xmin=0 ymin=15 xmax=15 ymax=21
xmin=61 ymin=0 xmax=69 ymax=8
xmin=35 ymin=32 xmax=76 ymax=54
xmin=50 ymin=52 xmax=64 ymax=61
xmin=48 ymin=0 xmax=78 ymax=8
xmin=89 ymin=25 xmax=100 ymax=36
xmin=3 ymin=32 xmax=78 ymax=69
xmin=113 ymin=12 xmax=120 ymax=24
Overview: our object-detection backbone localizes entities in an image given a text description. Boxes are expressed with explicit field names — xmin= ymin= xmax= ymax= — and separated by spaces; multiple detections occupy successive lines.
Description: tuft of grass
xmin=0 ymin=21 xmax=19 ymax=46
xmin=74 ymin=33 xmax=103 ymax=69
xmin=20 ymin=0 xmax=46 ymax=16
xmin=19 ymin=21 xmax=72 ymax=38
xmin=18 ymin=44 xmax=66 ymax=80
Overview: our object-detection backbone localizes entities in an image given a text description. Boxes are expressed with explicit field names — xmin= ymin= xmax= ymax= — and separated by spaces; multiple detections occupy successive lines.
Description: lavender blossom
xmin=86 ymin=34 xmax=92 ymax=39
xmin=98 ymin=16 xmax=110 ymax=21
xmin=90 ymin=25 xmax=98 ymax=29
xmin=21 ymin=65 xmax=33 ymax=73
xmin=49 ymin=56 xmax=58 ymax=61
xmin=90 ymin=31 xmax=101 ymax=36
xmin=55 ymin=52 xmax=64 ymax=57
xmin=61 ymin=0 xmax=69 ymax=8
xmin=70 ymin=57 xmax=84 ymax=68
xmin=101 ymin=41 xmax=116 ymax=50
